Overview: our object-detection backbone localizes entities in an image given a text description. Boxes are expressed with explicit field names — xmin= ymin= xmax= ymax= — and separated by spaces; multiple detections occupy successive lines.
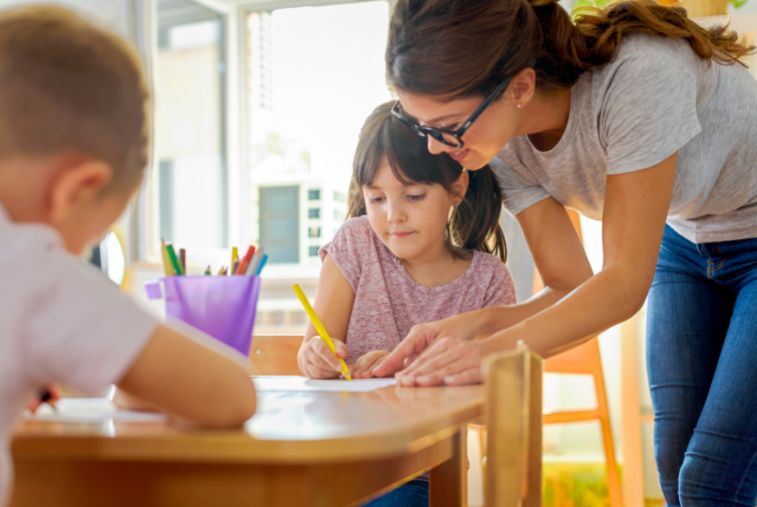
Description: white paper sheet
xmin=24 ymin=398 xmax=168 ymax=424
xmin=252 ymin=376 xmax=397 ymax=393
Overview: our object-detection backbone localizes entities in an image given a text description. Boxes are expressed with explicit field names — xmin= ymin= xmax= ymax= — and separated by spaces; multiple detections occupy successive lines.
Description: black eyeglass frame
xmin=391 ymin=76 xmax=513 ymax=149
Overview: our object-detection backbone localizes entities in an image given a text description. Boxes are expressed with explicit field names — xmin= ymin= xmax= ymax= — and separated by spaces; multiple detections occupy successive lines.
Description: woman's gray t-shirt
xmin=493 ymin=33 xmax=757 ymax=243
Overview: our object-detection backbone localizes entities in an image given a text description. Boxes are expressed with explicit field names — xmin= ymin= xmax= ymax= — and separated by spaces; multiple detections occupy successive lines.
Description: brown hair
xmin=0 ymin=5 xmax=149 ymax=192
xmin=387 ymin=0 xmax=755 ymax=97
xmin=348 ymin=102 xmax=507 ymax=262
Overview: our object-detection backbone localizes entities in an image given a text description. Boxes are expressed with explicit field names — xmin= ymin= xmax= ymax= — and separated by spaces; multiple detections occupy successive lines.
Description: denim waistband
xmin=664 ymin=225 xmax=757 ymax=257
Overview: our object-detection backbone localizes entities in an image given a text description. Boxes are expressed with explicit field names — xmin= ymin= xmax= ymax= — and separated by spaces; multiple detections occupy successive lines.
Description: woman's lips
xmin=448 ymin=149 xmax=470 ymax=162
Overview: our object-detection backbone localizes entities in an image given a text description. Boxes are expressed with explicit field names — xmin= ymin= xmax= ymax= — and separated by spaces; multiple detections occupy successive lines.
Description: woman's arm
xmin=373 ymin=192 xmax=592 ymax=376
xmin=297 ymin=254 xmax=356 ymax=378
xmin=380 ymin=153 xmax=678 ymax=385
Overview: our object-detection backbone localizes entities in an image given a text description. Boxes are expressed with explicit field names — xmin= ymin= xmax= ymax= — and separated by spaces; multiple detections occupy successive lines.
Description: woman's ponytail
xmin=450 ymin=167 xmax=507 ymax=263
xmin=387 ymin=0 xmax=755 ymax=96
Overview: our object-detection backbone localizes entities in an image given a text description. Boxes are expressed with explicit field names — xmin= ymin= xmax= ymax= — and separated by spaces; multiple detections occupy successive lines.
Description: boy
xmin=0 ymin=6 xmax=256 ymax=506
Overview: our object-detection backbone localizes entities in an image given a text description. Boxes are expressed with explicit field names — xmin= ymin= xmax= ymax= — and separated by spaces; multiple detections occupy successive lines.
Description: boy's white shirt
xmin=0 ymin=203 xmax=158 ymax=506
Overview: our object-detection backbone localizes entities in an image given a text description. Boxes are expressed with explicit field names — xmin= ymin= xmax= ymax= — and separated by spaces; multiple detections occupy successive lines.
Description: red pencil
xmin=235 ymin=246 xmax=255 ymax=275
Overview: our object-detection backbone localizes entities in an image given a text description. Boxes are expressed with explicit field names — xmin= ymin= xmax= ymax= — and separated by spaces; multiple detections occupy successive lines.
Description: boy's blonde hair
xmin=0 ymin=5 xmax=149 ymax=192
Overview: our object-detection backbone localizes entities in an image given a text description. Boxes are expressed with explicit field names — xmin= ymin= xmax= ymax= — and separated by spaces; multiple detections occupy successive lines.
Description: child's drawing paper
xmin=253 ymin=376 xmax=397 ymax=393
xmin=24 ymin=398 xmax=167 ymax=424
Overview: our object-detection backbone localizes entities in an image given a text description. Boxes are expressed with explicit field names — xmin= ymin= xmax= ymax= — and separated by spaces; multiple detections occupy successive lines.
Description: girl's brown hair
xmin=348 ymin=102 xmax=507 ymax=262
xmin=386 ymin=0 xmax=755 ymax=97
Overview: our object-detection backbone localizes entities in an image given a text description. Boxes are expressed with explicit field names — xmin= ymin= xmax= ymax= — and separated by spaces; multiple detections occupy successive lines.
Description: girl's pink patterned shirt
xmin=320 ymin=216 xmax=517 ymax=364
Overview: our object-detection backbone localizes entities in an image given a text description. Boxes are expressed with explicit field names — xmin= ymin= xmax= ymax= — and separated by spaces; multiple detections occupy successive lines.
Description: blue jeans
xmin=647 ymin=225 xmax=757 ymax=506
xmin=362 ymin=479 xmax=428 ymax=507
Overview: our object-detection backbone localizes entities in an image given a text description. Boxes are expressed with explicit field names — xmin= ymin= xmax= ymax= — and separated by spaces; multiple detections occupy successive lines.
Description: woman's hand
xmin=395 ymin=338 xmax=490 ymax=387
xmin=298 ymin=336 xmax=349 ymax=379
xmin=353 ymin=350 xmax=395 ymax=378
xmin=372 ymin=311 xmax=487 ymax=378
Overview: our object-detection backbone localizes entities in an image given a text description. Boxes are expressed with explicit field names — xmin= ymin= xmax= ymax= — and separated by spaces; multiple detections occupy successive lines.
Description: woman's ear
xmin=49 ymin=158 xmax=113 ymax=225
xmin=451 ymin=169 xmax=469 ymax=204
xmin=509 ymin=67 xmax=536 ymax=107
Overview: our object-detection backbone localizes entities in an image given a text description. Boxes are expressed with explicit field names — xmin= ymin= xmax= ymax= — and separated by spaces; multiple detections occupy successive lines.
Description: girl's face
xmin=363 ymin=159 xmax=467 ymax=262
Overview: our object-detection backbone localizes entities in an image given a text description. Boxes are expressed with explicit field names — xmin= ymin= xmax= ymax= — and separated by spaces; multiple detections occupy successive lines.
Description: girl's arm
xmin=297 ymin=254 xmax=356 ymax=378
xmin=376 ymin=153 xmax=677 ymax=384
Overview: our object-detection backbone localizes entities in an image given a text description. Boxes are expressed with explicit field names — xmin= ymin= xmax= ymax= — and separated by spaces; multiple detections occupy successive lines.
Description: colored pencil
xmin=165 ymin=244 xmax=184 ymax=276
xmin=293 ymin=284 xmax=351 ymax=380
xmin=160 ymin=239 xmax=174 ymax=276
xmin=254 ymin=254 xmax=268 ymax=276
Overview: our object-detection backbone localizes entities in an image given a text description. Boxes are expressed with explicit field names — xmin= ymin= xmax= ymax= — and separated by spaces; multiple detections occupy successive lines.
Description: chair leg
xmin=479 ymin=426 xmax=486 ymax=506
xmin=589 ymin=339 xmax=624 ymax=507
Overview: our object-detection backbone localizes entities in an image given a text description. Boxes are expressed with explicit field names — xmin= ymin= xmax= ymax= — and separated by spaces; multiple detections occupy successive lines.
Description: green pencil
xmin=165 ymin=244 xmax=184 ymax=276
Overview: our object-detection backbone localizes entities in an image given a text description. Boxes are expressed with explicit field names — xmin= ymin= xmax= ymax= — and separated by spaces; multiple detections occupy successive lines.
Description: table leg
xmin=430 ymin=425 xmax=467 ymax=507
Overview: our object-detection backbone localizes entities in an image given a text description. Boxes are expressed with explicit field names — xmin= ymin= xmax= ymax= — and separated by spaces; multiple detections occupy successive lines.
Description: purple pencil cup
xmin=145 ymin=276 xmax=261 ymax=357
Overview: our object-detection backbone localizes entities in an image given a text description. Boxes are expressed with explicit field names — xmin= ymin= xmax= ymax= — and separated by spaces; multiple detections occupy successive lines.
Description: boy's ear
xmin=451 ymin=169 xmax=469 ymax=203
xmin=49 ymin=158 xmax=113 ymax=225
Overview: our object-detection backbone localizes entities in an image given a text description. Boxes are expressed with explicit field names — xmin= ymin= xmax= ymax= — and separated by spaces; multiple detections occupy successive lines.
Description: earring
xmin=516 ymin=103 xmax=522 ymax=109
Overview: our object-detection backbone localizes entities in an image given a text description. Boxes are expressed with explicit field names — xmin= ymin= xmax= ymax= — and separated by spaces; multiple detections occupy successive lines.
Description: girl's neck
xmin=399 ymin=241 xmax=472 ymax=287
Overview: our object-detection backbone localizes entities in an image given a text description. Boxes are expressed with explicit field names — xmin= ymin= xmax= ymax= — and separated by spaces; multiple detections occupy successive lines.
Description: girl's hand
xmin=395 ymin=338 xmax=490 ymax=387
xmin=298 ymin=336 xmax=349 ymax=379
xmin=373 ymin=312 xmax=483 ymax=378
xmin=353 ymin=350 xmax=393 ymax=378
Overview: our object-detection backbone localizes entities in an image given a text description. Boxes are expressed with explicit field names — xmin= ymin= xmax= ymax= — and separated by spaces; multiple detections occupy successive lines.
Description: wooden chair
xmin=484 ymin=343 xmax=543 ymax=507
xmin=248 ymin=335 xmax=302 ymax=375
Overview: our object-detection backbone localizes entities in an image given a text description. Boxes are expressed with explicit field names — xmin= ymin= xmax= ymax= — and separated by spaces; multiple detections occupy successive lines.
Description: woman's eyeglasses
xmin=390 ymin=77 xmax=513 ymax=149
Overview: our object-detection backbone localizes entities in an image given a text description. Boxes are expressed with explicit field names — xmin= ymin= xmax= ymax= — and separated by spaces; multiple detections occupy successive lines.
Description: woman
xmin=371 ymin=0 xmax=757 ymax=504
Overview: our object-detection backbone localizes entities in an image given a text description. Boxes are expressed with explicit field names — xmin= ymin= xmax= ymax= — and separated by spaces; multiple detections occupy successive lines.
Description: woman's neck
xmin=399 ymin=242 xmax=472 ymax=287
xmin=521 ymin=87 xmax=572 ymax=152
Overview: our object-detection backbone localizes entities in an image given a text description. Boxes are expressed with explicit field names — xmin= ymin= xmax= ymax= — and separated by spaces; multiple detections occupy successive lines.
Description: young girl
xmin=297 ymin=101 xmax=516 ymax=506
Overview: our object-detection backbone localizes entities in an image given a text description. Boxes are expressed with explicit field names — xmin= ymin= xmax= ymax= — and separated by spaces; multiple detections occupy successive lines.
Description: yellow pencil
xmin=231 ymin=247 xmax=238 ymax=272
xmin=160 ymin=239 xmax=174 ymax=276
xmin=293 ymin=284 xmax=351 ymax=380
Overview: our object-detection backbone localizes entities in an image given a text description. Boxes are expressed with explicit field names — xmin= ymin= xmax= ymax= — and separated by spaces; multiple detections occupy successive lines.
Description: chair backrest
xmin=248 ymin=335 xmax=302 ymax=375
xmin=484 ymin=344 xmax=543 ymax=507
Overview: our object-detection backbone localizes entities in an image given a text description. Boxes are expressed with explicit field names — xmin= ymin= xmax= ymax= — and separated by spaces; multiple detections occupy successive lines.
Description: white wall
xmin=0 ymin=0 xmax=133 ymax=38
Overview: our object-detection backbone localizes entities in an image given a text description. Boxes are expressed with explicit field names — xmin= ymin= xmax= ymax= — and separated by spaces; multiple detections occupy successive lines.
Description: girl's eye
xmin=440 ymin=123 xmax=460 ymax=130
xmin=368 ymin=196 xmax=384 ymax=204
xmin=407 ymin=193 xmax=426 ymax=202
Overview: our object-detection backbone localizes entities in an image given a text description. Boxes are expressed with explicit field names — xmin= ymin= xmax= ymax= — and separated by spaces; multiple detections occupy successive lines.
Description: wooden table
xmin=10 ymin=383 xmax=483 ymax=507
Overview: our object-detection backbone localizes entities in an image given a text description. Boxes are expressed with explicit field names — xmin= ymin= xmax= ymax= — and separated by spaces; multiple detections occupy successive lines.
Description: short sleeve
xmin=489 ymin=156 xmax=550 ymax=216
xmin=319 ymin=216 xmax=373 ymax=292
xmin=600 ymin=49 xmax=701 ymax=175
xmin=482 ymin=259 xmax=517 ymax=307
xmin=23 ymin=253 xmax=158 ymax=395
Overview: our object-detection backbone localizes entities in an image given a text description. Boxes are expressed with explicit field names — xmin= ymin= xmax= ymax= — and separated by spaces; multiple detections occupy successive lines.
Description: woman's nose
xmin=427 ymin=135 xmax=446 ymax=155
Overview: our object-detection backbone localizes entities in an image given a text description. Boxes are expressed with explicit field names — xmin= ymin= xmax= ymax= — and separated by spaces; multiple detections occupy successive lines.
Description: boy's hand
xmin=353 ymin=350 xmax=392 ymax=379
xmin=298 ymin=336 xmax=349 ymax=379
xmin=28 ymin=384 xmax=61 ymax=414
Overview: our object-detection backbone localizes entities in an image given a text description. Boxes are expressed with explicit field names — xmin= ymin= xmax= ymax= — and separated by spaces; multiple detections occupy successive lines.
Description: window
xmin=247 ymin=1 xmax=390 ymax=271
xmin=334 ymin=210 xmax=346 ymax=221
xmin=153 ymin=0 xmax=226 ymax=252
xmin=309 ymin=246 xmax=320 ymax=257
xmin=259 ymin=186 xmax=300 ymax=263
